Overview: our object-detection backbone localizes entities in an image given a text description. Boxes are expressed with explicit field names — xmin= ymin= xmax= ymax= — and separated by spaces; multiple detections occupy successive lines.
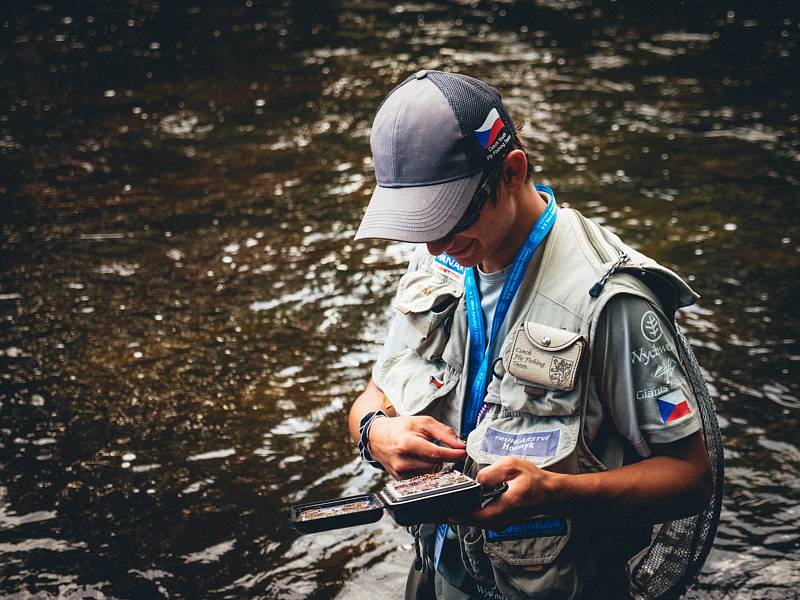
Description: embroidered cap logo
xmin=474 ymin=108 xmax=512 ymax=161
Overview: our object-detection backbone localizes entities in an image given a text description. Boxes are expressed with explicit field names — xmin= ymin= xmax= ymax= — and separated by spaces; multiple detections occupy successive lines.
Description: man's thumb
xmin=475 ymin=459 xmax=517 ymax=487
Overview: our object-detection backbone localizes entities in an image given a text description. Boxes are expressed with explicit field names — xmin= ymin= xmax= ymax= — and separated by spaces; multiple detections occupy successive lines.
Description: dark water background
xmin=1 ymin=1 xmax=799 ymax=598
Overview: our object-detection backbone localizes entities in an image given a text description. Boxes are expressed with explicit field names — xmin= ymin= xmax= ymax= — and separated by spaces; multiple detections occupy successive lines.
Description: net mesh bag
xmin=628 ymin=325 xmax=724 ymax=599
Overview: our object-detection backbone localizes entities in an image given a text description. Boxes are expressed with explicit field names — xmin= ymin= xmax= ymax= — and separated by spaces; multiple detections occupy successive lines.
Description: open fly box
xmin=290 ymin=469 xmax=506 ymax=534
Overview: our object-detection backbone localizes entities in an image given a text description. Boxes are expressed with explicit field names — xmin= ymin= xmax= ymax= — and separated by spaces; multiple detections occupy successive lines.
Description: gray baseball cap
xmin=354 ymin=69 xmax=516 ymax=242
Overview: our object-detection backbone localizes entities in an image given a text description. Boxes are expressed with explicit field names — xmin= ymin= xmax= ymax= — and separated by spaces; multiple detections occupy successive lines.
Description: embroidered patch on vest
xmin=432 ymin=253 xmax=465 ymax=284
xmin=481 ymin=428 xmax=560 ymax=458
xmin=549 ymin=356 xmax=574 ymax=388
xmin=657 ymin=388 xmax=691 ymax=424
xmin=486 ymin=517 xmax=567 ymax=541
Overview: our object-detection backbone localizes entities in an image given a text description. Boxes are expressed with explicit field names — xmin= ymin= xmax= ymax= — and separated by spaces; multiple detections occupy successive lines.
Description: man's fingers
xmin=406 ymin=436 xmax=466 ymax=462
xmin=418 ymin=418 xmax=466 ymax=449
xmin=456 ymin=498 xmax=512 ymax=530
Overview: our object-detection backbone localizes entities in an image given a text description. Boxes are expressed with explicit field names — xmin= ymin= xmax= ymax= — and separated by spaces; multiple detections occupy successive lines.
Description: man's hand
xmin=454 ymin=431 xmax=712 ymax=529
xmin=454 ymin=456 xmax=561 ymax=530
xmin=368 ymin=415 xmax=466 ymax=480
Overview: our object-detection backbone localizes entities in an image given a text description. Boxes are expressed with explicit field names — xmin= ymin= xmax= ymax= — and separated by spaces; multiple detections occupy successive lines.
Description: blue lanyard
xmin=434 ymin=188 xmax=558 ymax=572
xmin=461 ymin=187 xmax=557 ymax=438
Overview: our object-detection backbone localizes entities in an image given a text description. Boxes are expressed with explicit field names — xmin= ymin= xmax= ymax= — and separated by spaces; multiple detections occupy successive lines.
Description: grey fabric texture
xmin=590 ymin=295 xmax=701 ymax=456
xmin=374 ymin=255 xmax=700 ymax=598
xmin=474 ymin=262 xmax=510 ymax=351
xmin=355 ymin=171 xmax=482 ymax=243
xmin=355 ymin=70 xmax=516 ymax=242
xmin=371 ymin=77 xmax=471 ymax=187
xmin=628 ymin=325 xmax=724 ymax=600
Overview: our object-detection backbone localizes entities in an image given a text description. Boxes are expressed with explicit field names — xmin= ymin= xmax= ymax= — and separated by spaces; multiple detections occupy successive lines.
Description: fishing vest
xmin=373 ymin=207 xmax=701 ymax=599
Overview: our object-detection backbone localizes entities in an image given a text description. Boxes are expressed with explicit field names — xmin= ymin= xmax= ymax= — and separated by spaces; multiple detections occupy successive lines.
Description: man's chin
xmin=453 ymin=256 xmax=481 ymax=268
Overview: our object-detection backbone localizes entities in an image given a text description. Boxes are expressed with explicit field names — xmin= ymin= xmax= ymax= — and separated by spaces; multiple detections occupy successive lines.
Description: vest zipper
xmin=589 ymin=251 xmax=630 ymax=297
xmin=572 ymin=210 xmax=630 ymax=297
xmin=574 ymin=210 xmax=614 ymax=262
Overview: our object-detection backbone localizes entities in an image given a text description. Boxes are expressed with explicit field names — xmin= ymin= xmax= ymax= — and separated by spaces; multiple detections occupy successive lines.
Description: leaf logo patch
xmin=640 ymin=310 xmax=663 ymax=343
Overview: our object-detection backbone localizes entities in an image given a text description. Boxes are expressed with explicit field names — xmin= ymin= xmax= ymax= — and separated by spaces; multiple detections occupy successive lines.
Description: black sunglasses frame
xmin=446 ymin=159 xmax=505 ymax=236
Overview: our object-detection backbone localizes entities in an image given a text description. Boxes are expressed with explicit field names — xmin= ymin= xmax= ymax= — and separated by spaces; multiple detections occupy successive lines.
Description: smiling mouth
xmin=448 ymin=239 xmax=474 ymax=259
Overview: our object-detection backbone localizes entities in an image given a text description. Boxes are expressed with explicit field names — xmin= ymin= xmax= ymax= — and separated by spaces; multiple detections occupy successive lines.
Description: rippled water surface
xmin=1 ymin=1 xmax=799 ymax=598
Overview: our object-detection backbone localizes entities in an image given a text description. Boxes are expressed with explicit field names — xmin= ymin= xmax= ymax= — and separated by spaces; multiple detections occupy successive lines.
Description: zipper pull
xmin=412 ymin=525 xmax=423 ymax=571
xmin=589 ymin=252 xmax=629 ymax=298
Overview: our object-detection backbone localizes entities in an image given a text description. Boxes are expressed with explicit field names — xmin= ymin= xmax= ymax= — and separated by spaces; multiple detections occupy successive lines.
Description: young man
xmin=348 ymin=70 xmax=712 ymax=600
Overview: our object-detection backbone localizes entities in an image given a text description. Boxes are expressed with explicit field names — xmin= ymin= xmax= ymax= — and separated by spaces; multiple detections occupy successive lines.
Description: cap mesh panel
xmin=427 ymin=71 xmax=516 ymax=171
xmin=427 ymin=71 xmax=514 ymax=136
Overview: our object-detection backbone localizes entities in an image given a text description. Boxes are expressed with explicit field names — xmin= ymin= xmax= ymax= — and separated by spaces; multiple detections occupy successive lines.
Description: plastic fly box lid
xmin=290 ymin=470 xmax=487 ymax=534
xmin=289 ymin=493 xmax=384 ymax=535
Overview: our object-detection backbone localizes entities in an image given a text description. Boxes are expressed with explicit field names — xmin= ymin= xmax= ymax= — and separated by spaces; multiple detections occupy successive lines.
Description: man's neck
xmin=479 ymin=185 xmax=549 ymax=273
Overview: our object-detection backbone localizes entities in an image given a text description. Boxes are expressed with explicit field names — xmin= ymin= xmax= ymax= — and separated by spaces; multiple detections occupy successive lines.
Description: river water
xmin=1 ymin=1 xmax=799 ymax=598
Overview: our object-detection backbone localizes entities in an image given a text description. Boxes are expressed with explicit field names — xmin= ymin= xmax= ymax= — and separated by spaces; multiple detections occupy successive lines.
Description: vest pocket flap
xmin=504 ymin=322 xmax=585 ymax=393
xmin=484 ymin=517 xmax=571 ymax=567
xmin=393 ymin=269 xmax=463 ymax=318
xmin=466 ymin=413 xmax=580 ymax=470
xmin=523 ymin=322 xmax=583 ymax=352
xmin=392 ymin=270 xmax=463 ymax=361
xmin=375 ymin=349 xmax=459 ymax=416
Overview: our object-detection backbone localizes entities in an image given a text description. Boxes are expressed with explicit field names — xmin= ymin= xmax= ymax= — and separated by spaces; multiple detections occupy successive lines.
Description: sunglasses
xmin=447 ymin=159 xmax=504 ymax=236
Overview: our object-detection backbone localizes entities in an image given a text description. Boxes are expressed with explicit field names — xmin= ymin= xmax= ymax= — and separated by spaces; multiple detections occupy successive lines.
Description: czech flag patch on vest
xmin=657 ymin=389 xmax=691 ymax=424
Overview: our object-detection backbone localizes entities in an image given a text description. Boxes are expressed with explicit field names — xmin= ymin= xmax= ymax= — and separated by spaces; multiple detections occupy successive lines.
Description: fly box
xmin=290 ymin=469 xmax=506 ymax=534
xmin=289 ymin=494 xmax=384 ymax=534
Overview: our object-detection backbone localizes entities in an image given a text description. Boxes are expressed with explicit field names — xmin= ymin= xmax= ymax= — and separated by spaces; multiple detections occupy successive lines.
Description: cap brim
xmin=354 ymin=171 xmax=483 ymax=243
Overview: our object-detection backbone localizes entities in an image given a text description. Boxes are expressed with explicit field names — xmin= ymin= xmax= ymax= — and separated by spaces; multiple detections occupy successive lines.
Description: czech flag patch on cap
xmin=657 ymin=389 xmax=691 ymax=424
xmin=474 ymin=108 xmax=505 ymax=149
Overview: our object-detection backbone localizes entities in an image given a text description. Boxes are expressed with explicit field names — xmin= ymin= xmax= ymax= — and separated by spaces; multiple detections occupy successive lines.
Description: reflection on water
xmin=1 ymin=1 xmax=799 ymax=598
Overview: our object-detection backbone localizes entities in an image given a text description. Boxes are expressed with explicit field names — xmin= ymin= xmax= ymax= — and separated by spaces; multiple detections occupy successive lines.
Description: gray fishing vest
xmin=373 ymin=207 xmax=721 ymax=600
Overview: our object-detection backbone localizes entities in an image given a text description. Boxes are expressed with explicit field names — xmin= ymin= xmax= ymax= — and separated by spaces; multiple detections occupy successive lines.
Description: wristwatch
xmin=358 ymin=410 xmax=387 ymax=470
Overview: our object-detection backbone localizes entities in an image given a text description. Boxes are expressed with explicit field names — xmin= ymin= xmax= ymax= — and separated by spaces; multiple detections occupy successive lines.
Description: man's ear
xmin=501 ymin=150 xmax=528 ymax=193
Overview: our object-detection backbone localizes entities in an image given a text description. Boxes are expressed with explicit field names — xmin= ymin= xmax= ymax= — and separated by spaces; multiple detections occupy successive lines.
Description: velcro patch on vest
xmin=432 ymin=253 xmax=465 ymax=284
xmin=481 ymin=427 xmax=560 ymax=458
xmin=486 ymin=517 xmax=568 ymax=541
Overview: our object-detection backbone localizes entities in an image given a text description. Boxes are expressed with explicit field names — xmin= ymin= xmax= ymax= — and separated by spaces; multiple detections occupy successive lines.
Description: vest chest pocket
xmin=497 ymin=322 xmax=587 ymax=416
xmin=462 ymin=323 xmax=589 ymax=597
xmin=393 ymin=269 xmax=464 ymax=362
xmin=465 ymin=323 xmax=586 ymax=471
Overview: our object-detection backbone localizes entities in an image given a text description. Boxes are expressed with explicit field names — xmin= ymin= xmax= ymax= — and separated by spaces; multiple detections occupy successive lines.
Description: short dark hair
xmin=512 ymin=125 xmax=535 ymax=182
